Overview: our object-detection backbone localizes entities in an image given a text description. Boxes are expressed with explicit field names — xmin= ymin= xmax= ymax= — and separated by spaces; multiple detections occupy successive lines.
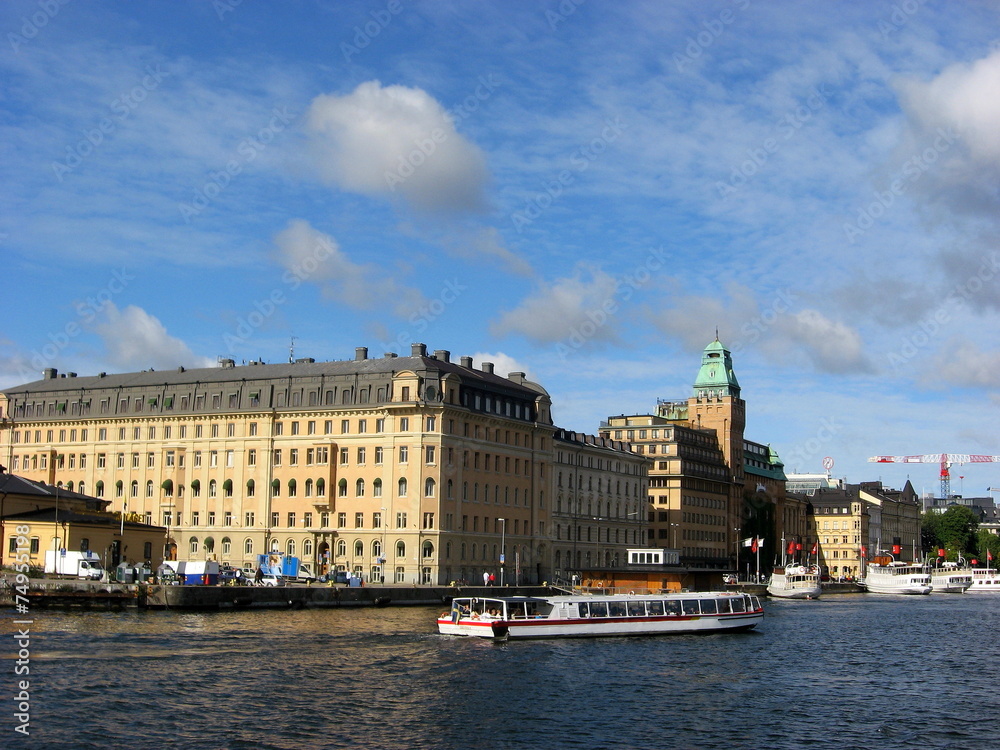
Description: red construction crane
xmin=869 ymin=454 xmax=1000 ymax=498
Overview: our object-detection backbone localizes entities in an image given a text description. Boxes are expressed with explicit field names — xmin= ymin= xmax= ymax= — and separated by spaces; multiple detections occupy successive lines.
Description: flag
xmin=796 ymin=543 xmax=802 ymax=551
xmin=787 ymin=540 xmax=796 ymax=556
xmin=937 ymin=548 xmax=946 ymax=557
xmin=860 ymin=545 xmax=867 ymax=559
xmin=750 ymin=537 xmax=759 ymax=553
xmin=989 ymin=550 xmax=994 ymax=562
xmin=892 ymin=544 xmax=902 ymax=555
xmin=742 ymin=537 xmax=754 ymax=548
xmin=810 ymin=543 xmax=818 ymax=555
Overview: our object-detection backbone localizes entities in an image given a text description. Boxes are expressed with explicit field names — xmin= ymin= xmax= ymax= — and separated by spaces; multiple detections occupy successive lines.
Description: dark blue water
xmin=3 ymin=594 xmax=999 ymax=749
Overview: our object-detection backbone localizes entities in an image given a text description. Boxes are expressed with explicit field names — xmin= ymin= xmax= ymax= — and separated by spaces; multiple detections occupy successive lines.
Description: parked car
xmin=256 ymin=573 xmax=284 ymax=587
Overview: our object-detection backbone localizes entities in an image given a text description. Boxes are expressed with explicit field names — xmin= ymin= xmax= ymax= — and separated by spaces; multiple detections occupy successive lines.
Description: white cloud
xmin=470 ymin=351 xmax=535 ymax=382
xmin=921 ymin=337 xmax=1000 ymax=389
xmin=305 ymin=81 xmax=490 ymax=214
xmin=490 ymin=266 xmax=623 ymax=345
xmin=272 ymin=219 xmax=425 ymax=317
xmin=93 ymin=303 xmax=214 ymax=371
xmin=769 ymin=309 xmax=873 ymax=374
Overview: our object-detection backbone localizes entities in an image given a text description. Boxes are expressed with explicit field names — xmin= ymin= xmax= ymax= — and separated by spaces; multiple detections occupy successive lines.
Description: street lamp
xmin=498 ymin=517 xmax=506 ymax=586
xmin=670 ymin=523 xmax=679 ymax=550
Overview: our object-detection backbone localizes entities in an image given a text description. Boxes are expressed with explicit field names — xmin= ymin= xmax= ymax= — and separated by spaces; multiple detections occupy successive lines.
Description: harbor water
xmin=4 ymin=593 xmax=1000 ymax=749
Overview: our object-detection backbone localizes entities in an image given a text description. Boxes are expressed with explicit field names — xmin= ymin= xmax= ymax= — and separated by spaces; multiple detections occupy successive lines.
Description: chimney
xmin=411 ymin=343 xmax=427 ymax=357
xmin=355 ymin=347 xmax=368 ymax=361
xmin=460 ymin=356 xmax=473 ymax=368
xmin=482 ymin=362 xmax=494 ymax=374
xmin=433 ymin=349 xmax=450 ymax=363
xmin=43 ymin=368 xmax=57 ymax=379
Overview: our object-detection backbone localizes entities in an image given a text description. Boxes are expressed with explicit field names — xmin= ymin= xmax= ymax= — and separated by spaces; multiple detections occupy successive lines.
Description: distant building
xmin=601 ymin=338 xmax=793 ymax=574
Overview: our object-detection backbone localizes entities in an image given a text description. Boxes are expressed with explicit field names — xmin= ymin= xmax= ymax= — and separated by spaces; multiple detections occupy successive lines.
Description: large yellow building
xmin=0 ymin=343 xmax=646 ymax=585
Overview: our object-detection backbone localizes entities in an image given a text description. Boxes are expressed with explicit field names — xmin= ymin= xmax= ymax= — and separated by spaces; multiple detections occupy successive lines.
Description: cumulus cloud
xmin=652 ymin=283 xmax=760 ymax=352
xmin=770 ymin=309 xmax=873 ymax=374
xmin=470 ymin=351 xmax=536 ymax=381
xmin=93 ymin=303 xmax=214 ymax=371
xmin=921 ymin=337 xmax=1000 ymax=389
xmin=273 ymin=219 xmax=426 ymax=317
xmin=305 ymin=81 xmax=490 ymax=214
xmin=490 ymin=266 xmax=622 ymax=345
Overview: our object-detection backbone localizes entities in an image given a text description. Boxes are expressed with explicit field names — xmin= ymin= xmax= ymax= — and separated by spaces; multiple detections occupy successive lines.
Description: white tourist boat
xmin=930 ymin=561 xmax=973 ymax=593
xmin=766 ymin=564 xmax=822 ymax=599
xmin=968 ymin=568 xmax=1000 ymax=593
xmin=861 ymin=560 xmax=931 ymax=595
xmin=437 ymin=591 xmax=764 ymax=640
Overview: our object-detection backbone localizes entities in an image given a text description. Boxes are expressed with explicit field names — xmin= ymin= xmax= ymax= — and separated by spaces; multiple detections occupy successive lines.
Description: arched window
xmin=337 ymin=539 xmax=347 ymax=556
xmin=286 ymin=539 xmax=295 ymax=556
xmin=191 ymin=479 xmax=201 ymax=497
xmin=270 ymin=478 xmax=280 ymax=497
xmin=244 ymin=538 xmax=253 ymax=555
xmin=303 ymin=539 xmax=313 ymax=557
xmin=338 ymin=479 xmax=348 ymax=498
xmin=130 ymin=480 xmax=138 ymax=497
xmin=317 ymin=478 xmax=326 ymax=497
xmin=145 ymin=480 xmax=153 ymax=498
xmin=160 ymin=479 xmax=173 ymax=496
xmin=209 ymin=479 xmax=217 ymax=498
xmin=356 ymin=478 xmax=365 ymax=497
xmin=115 ymin=480 xmax=123 ymax=497
xmin=398 ymin=478 xmax=407 ymax=497
xmin=246 ymin=479 xmax=255 ymax=497
xmin=223 ymin=479 xmax=233 ymax=497
xmin=222 ymin=537 xmax=232 ymax=555
xmin=424 ymin=478 xmax=435 ymax=497
xmin=396 ymin=541 xmax=406 ymax=558
xmin=189 ymin=537 xmax=199 ymax=554
xmin=373 ymin=478 xmax=382 ymax=497
xmin=204 ymin=537 xmax=215 ymax=554
xmin=288 ymin=479 xmax=296 ymax=497
xmin=269 ymin=538 xmax=279 ymax=553
xmin=305 ymin=479 xmax=313 ymax=497
xmin=372 ymin=540 xmax=383 ymax=559
xmin=422 ymin=541 xmax=434 ymax=559
xmin=354 ymin=540 xmax=364 ymax=557
xmin=96 ymin=480 xmax=105 ymax=497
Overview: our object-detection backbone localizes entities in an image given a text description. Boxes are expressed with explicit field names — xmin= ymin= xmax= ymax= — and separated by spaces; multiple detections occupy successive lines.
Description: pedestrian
xmin=489 ymin=572 xmax=496 ymax=586
xmin=483 ymin=570 xmax=490 ymax=586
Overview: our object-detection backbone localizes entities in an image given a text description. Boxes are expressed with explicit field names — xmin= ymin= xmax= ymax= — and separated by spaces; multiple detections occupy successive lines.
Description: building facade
xmin=0 ymin=344 xmax=647 ymax=585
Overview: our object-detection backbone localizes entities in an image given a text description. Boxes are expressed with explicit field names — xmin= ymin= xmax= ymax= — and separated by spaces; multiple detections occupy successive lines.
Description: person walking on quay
xmin=489 ymin=572 xmax=496 ymax=586
xmin=483 ymin=570 xmax=490 ymax=586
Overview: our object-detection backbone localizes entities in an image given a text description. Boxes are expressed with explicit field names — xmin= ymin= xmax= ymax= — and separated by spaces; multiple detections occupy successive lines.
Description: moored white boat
xmin=437 ymin=591 xmax=764 ymax=640
xmin=968 ymin=568 xmax=1000 ymax=593
xmin=930 ymin=561 xmax=973 ymax=593
xmin=861 ymin=560 xmax=931 ymax=595
xmin=766 ymin=564 xmax=822 ymax=599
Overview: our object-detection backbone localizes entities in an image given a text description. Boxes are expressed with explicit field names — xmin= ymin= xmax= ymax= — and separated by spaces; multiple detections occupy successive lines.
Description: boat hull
xmin=969 ymin=569 xmax=1000 ymax=593
xmin=863 ymin=562 xmax=932 ymax=595
xmin=766 ymin=586 xmax=821 ymax=599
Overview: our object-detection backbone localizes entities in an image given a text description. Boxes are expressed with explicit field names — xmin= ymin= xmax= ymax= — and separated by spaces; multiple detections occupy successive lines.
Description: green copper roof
xmin=692 ymin=338 xmax=741 ymax=398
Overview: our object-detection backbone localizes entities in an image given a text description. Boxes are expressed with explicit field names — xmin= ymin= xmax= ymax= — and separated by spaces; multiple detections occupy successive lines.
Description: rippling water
xmin=4 ymin=594 xmax=1000 ymax=749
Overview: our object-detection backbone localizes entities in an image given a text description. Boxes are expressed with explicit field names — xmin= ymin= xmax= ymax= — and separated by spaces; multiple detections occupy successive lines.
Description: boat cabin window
xmin=608 ymin=601 xmax=627 ymax=617
xmin=627 ymin=601 xmax=646 ymax=617
xmin=699 ymin=599 xmax=718 ymax=615
xmin=647 ymin=600 xmax=664 ymax=616
xmin=717 ymin=598 xmax=732 ymax=614
xmin=732 ymin=597 xmax=746 ymax=613
xmin=681 ymin=600 xmax=699 ymax=615
xmin=589 ymin=601 xmax=608 ymax=618
xmin=664 ymin=600 xmax=680 ymax=616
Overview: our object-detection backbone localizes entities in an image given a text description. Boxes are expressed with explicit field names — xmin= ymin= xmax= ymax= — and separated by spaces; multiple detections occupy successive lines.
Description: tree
xmin=921 ymin=506 xmax=980 ymax=559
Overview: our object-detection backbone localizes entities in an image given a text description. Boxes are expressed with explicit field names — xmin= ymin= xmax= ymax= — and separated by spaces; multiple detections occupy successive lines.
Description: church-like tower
xmin=688 ymin=338 xmax=746 ymax=477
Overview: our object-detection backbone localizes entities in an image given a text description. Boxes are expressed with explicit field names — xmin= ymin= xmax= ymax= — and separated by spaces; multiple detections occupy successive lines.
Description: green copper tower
xmin=692 ymin=338 xmax=741 ymax=399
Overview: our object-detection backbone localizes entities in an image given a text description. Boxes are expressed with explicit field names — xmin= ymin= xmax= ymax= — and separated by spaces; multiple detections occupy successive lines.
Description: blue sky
xmin=3 ymin=0 xmax=1000 ymax=496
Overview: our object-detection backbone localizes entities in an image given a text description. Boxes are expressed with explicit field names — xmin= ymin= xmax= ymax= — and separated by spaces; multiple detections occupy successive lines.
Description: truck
xmin=45 ymin=550 xmax=106 ymax=580
xmin=161 ymin=560 xmax=220 ymax=585
xmin=257 ymin=553 xmax=310 ymax=582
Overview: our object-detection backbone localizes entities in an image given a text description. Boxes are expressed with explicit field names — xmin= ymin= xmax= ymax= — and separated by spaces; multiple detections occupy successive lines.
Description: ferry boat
xmin=437 ymin=591 xmax=764 ymax=640
xmin=766 ymin=564 xmax=822 ymax=599
xmin=861 ymin=560 xmax=931 ymax=595
xmin=968 ymin=568 xmax=1000 ymax=593
xmin=930 ymin=561 xmax=973 ymax=593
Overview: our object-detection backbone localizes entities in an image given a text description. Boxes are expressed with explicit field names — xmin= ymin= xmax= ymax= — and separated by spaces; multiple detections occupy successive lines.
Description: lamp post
xmin=499 ymin=517 xmax=506 ymax=586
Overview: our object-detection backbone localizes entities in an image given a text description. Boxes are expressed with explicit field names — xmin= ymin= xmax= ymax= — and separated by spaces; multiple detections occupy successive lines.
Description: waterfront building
xmin=855 ymin=480 xmax=921 ymax=560
xmin=799 ymin=485 xmax=868 ymax=579
xmin=0 ymin=344 xmax=646 ymax=585
xmin=601 ymin=338 xmax=792 ymax=572
xmin=0 ymin=468 xmax=166 ymax=571
xmin=551 ymin=429 xmax=650 ymax=582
